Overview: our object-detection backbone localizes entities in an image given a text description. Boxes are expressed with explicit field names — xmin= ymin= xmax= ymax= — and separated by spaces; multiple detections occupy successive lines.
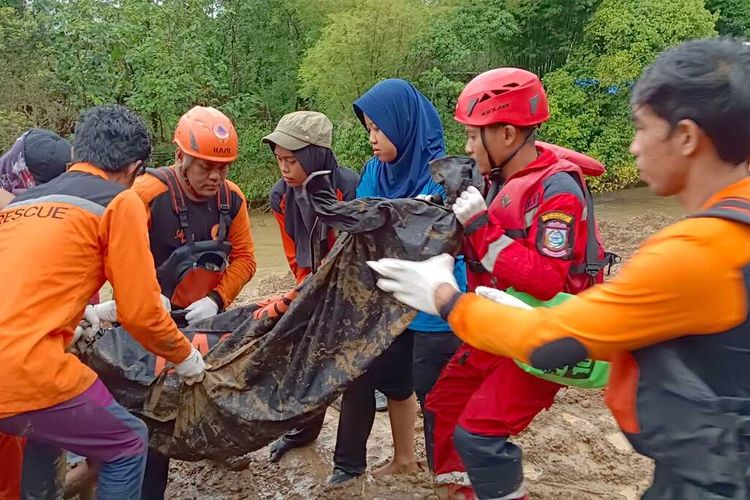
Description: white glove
xmin=69 ymin=305 xmax=101 ymax=354
xmin=475 ymin=287 xmax=533 ymax=310
xmin=92 ymin=295 xmax=171 ymax=324
xmin=91 ymin=300 xmax=116 ymax=324
xmin=185 ymin=296 xmax=219 ymax=325
xmin=82 ymin=304 xmax=101 ymax=333
xmin=174 ymin=347 xmax=206 ymax=385
xmin=70 ymin=323 xmax=95 ymax=351
xmin=367 ymin=254 xmax=459 ymax=316
xmin=452 ymin=186 xmax=487 ymax=225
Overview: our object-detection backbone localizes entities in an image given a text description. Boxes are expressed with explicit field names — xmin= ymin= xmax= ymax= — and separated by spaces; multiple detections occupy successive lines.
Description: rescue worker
xmin=0 ymin=104 xmax=206 ymax=499
xmin=87 ymin=105 xmax=257 ymax=499
xmin=0 ymin=128 xmax=73 ymax=500
xmin=329 ymin=78 xmax=467 ymax=484
xmin=369 ymin=37 xmax=750 ymax=499
xmin=380 ymin=68 xmax=611 ymax=499
xmin=267 ymin=111 xmax=359 ymax=283
xmin=262 ymin=111 xmax=359 ymax=461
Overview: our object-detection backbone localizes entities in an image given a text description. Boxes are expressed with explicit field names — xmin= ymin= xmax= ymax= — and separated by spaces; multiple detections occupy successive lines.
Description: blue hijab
xmin=353 ymin=79 xmax=445 ymax=198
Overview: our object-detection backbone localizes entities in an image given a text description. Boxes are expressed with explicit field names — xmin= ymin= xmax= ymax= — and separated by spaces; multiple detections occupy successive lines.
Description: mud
xmin=164 ymin=210 xmax=680 ymax=499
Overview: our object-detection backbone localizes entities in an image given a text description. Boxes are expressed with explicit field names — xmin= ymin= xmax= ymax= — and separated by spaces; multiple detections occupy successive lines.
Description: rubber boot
xmin=453 ymin=425 xmax=525 ymax=500
xmin=327 ymin=466 xmax=361 ymax=485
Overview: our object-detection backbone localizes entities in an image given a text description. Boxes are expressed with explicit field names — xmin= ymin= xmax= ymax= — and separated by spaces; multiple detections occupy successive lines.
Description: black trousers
xmin=20 ymin=442 xmax=64 ymax=500
xmin=412 ymin=330 xmax=462 ymax=471
xmin=140 ymin=449 xmax=169 ymax=500
xmin=412 ymin=331 xmax=462 ymax=410
xmin=333 ymin=330 xmax=415 ymax=474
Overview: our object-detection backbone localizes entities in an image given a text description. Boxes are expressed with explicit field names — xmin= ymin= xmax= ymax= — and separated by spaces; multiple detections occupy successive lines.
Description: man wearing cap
xmin=85 ymin=106 xmax=257 ymax=499
xmin=262 ymin=111 xmax=359 ymax=461
xmin=0 ymin=128 xmax=73 ymax=210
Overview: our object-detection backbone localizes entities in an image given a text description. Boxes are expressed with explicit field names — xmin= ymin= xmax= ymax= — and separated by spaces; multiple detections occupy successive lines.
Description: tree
xmin=409 ymin=0 xmax=517 ymax=78
xmin=0 ymin=7 xmax=62 ymax=146
xmin=705 ymin=0 xmax=750 ymax=36
xmin=578 ymin=0 xmax=718 ymax=84
xmin=505 ymin=0 xmax=601 ymax=77
xmin=299 ymin=0 xmax=432 ymax=118
xmin=542 ymin=0 xmax=718 ymax=190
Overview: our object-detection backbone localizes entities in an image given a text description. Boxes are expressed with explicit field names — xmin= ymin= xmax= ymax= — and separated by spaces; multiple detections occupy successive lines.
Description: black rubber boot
xmin=453 ymin=425 xmax=525 ymax=500
xmin=327 ymin=467 xmax=361 ymax=485
xmin=269 ymin=437 xmax=297 ymax=463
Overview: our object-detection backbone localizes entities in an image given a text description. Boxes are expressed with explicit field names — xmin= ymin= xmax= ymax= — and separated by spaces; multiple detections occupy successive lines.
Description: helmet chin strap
xmin=480 ymin=127 xmax=535 ymax=203
xmin=177 ymin=161 xmax=206 ymax=200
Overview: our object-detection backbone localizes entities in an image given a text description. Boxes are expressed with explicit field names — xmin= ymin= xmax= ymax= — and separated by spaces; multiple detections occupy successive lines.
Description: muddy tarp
xmin=83 ymin=196 xmax=462 ymax=462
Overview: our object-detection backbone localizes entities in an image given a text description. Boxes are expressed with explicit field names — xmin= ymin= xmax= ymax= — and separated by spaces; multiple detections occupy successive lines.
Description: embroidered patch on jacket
xmin=540 ymin=211 xmax=573 ymax=224
xmin=524 ymin=193 xmax=541 ymax=212
xmin=501 ymin=194 xmax=512 ymax=207
xmin=537 ymin=212 xmax=574 ymax=258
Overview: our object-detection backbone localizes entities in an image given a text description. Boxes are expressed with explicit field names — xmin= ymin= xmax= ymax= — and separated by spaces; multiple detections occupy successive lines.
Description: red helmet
xmin=454 ymin=68 xmax=550 ymax=128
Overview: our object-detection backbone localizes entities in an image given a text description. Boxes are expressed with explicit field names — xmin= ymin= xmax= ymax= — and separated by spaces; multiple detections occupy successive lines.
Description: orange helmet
xmin=173 ymin=106 xmax=239 ymax=163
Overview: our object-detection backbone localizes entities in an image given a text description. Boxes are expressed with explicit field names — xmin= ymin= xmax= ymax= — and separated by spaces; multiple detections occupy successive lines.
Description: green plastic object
xmin=505 ymin=288 xmax=611 ymax=389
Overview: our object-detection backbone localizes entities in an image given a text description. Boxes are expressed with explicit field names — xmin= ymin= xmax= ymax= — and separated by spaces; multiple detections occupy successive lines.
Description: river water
xmin=249 ymin=186 xmax=682 ymax=279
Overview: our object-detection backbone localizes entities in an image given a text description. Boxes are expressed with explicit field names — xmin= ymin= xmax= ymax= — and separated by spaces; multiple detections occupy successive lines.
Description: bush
xmin=229 ymin=119 xmax=280 ymax=208
xmin=0 ymin=109 xmax=33 ymax=152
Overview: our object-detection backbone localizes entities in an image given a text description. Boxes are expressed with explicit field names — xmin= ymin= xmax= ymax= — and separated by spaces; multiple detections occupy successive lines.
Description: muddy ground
xmin=165 ymin=211 xmax=678 ymax=499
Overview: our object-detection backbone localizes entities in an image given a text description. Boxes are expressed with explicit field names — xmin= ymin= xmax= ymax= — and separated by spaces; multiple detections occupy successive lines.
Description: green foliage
xmin=0 ymin=109 xmax=34 ymax=152
xmin=299 ymin=0 xmax=431 ymax=118
xmin=542 ymin=0 xmax=717 ymax=192
xmin=409 ymin=0 xmax=518 ymax=76
xmin=505 ymin=0 xmax=601 ymax=77
xmin=0 ymin=0 xmax=742 ymax=203
xmin=0 ymin=7 xmax=63 ymax=135
xmin=331 ymin=119 xmax=372 ymax=171
xmin=577 ymin=0 xmax=718 ymax=84
xmin=230 ymin=120 xmax=281 ymax=207
xmin=706 ymin=0 xmax=750 ymax=36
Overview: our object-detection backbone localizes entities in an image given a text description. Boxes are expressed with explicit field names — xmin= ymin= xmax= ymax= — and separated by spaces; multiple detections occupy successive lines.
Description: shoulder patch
xmin=537 ymin=211 xmax=575 ymax=259
xmin=540 ymin=211 xmax=574 ymax=224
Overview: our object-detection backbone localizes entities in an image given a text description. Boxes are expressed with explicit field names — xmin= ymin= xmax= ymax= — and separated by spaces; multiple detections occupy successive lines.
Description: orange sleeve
xmin=131 ymin=174 xmax=167 ymax=227
xmin=214 ymin=186 xmax=257 ymax=306
xmin=100 ymin=190 xmax=192 ymax=363
xmin=448 ymin=218 xmax=749 ymax=363
xmin=272 ymin=209 xmax=310 ymax=283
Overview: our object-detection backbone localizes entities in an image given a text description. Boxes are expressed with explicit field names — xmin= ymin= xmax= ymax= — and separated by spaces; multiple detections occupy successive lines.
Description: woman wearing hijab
xmin=0 ymin=128 xmax=72 ymax=500
xmin=328 ymin=79 xmax=467 ymax=485
xmin=262 ymin=111 xmax=360 ymax=462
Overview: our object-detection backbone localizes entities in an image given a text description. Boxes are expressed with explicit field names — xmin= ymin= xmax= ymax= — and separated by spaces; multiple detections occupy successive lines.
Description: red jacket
xmin=463 ymin=145 xmax=607 ymax=299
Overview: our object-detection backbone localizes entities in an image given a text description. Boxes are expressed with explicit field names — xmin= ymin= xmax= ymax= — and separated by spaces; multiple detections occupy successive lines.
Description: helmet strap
xmin=480 ymin=126 xmax=536 ymax=203
xmin=177 ymin=160 xmax=206 ymax=201
xmin=481 ymin=127 xmax=536 ymax=180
